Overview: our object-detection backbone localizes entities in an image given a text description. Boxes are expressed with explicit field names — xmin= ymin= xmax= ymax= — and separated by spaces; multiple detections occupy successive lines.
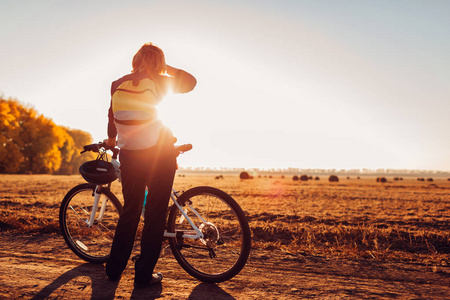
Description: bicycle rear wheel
xmin=59 ymin=183 xmax=122 ymax=263
xmin=167 ymin=186 xmax=251 ymax=283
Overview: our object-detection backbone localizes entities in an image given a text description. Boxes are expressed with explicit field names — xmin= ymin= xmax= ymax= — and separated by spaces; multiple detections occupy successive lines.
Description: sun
xmin=155 ymin=92 xmax=201 ymax=143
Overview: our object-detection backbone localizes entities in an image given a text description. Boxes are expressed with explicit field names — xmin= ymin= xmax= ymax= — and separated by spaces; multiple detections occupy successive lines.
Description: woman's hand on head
xmin=165 ymin=65 xmax=197 ymax=93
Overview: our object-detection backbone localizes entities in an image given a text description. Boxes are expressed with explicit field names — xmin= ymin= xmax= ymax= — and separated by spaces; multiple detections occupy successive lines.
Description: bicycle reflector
xmin=79 ymin=160 xmax=117 ymax=185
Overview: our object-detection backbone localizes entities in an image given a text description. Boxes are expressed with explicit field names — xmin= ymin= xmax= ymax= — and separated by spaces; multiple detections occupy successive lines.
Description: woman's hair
xmin=132 ymin=43 xmax=166 ymax=76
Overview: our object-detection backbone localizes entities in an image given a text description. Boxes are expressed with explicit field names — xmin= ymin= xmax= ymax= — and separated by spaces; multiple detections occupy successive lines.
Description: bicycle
xmin=59 ymin=142 xmax=251 ymax=283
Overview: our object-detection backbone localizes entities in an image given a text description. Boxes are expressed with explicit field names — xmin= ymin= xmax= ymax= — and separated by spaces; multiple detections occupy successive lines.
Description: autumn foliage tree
xmin=0 ymin=97 xmax=96 ymax=174
xmin=56 ymin=128 xmax=97 ymax=175
xmin=0 ymin=100 xmax=23 ymax=173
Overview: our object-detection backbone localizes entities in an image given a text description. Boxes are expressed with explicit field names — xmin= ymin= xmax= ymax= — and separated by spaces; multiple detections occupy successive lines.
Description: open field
xmin=0 ymin=174 xmax=449 ymax=299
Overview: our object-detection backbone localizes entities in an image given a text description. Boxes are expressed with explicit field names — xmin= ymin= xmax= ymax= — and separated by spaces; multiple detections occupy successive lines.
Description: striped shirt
xmin=108 ymin=73 xmax=162 ymax=150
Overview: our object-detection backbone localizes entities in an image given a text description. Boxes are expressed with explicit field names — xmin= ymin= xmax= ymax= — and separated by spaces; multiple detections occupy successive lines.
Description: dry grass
xmin=0 ymin=174 xmax=449 ymax=265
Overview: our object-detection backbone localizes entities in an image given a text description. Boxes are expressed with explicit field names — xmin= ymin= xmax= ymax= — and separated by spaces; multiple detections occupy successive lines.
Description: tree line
xmin=0 ymin=97 xmax=96 ymax=174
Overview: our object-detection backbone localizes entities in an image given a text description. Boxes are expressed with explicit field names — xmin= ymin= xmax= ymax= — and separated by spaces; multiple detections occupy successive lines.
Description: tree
xmin=17 ymin=108 xmax=65 ymax=173
xmin=0 ymin=135 xmax=23 ymax=173
xmin=57 ymin=128 xmax=95 ymax=174
xmin=0 ymin=97 xmax=95 ymax=174
xmin=0 ymin=99 xmax=24 ymax=173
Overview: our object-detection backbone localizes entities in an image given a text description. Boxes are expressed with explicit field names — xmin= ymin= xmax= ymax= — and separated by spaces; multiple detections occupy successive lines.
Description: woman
xmin=104 ymin=43 xmax=196 ymax=288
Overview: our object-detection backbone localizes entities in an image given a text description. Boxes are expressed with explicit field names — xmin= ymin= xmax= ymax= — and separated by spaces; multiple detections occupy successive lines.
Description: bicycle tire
xmin=167 ymin=186 xmax=251 ymax=283
xmin=59 ymin=183 xmax=123 ymax=263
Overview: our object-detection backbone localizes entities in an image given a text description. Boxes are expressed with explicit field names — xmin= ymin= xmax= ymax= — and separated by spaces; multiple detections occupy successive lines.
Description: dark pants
xmin=106 ymin=130 xmax=177 ymax=284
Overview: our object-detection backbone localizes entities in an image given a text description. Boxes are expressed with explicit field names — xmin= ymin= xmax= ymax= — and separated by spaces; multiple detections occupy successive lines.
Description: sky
xmin=1 ymin=0 xmax=449 ymax=171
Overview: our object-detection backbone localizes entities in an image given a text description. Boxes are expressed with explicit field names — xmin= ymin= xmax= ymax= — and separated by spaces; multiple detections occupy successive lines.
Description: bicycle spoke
xmin=69 ymin=204 xmax=89 ymax=222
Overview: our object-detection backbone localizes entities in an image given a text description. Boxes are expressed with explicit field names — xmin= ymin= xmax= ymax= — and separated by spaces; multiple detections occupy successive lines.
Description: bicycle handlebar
xmin=80 ymin=142 xmax=192 ymax=158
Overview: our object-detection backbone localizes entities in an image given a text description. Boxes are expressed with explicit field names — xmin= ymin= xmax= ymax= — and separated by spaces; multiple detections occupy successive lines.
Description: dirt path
xmin=0 ymin=233 xmax=449 ymax=299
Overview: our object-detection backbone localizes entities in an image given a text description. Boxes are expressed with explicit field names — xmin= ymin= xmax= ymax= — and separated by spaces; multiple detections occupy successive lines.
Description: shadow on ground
xmin=30 ymin=263 xmax=117 ymax=299
xmin=30 ymin=262 xmax=235 ymax=300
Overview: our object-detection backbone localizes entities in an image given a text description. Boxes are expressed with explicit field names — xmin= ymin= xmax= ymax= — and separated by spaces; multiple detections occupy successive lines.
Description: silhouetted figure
xmin=104 ymin=43 xmax=196 ymax=288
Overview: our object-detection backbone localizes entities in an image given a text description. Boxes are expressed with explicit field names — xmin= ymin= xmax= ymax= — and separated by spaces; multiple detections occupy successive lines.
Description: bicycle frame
xmin=86 ymin=151 xmax=205 ymax=240
xmin=163 ymin=191 xmax=205 ymax=239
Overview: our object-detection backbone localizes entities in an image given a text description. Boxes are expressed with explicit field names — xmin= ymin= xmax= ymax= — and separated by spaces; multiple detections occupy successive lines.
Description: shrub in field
xmin=314 ymin=176 xmax=320 ymax=180
xmin=300 ymin=175 xmax=308 ymax=181
xmin=427 ymin=178 xmax=434 ymax=182
xmin=292 ymin=175 xmax=299 ymax=181
xmin=376 ymin=177 xmax=387 ymax=183
xmin=328 ymin=175 xmax=339 ymax=182
xmin=239 ymin=171 xmax=253 ymax=179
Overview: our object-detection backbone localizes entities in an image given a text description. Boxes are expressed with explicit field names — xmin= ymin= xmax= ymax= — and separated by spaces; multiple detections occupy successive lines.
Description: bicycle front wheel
xmin=167 ymin=186 xmax=251 ymax=283
xmin=59 ymin=183 xmax=122 ymax=263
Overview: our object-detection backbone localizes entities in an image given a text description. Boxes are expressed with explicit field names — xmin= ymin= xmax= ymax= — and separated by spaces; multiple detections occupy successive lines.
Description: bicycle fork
xmin=87 ymin=185 xmax=107 ymax=227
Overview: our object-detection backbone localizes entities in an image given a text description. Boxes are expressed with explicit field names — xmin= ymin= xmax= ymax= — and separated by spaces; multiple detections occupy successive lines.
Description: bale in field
xmin=292 ymin=175 xmax=299 ymax=181
xmin=239 ymin=171 xmax=253 ymax=180
xmin=394 ymin=177 xmax=399 ymax=181
xmin=380 ymin=177 xmax=387 ymax=183
xmin=427 ymin=178 xmax=433 ymax=182
xmin=314 ymin=176 xmax=320 ymax=180
xmin=300 ymin=175 xmax=308 ymax=181
xmin=328 ymin=175 xmax=339 ymax=182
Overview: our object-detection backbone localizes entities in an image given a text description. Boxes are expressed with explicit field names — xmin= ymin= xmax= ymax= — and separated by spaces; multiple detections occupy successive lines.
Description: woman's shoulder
xmin=111 ymin=73 xmax=152 ymax=92
xmin=112 ymin=73 xmax=142 ymax=85
xmin=111 ymin=73 xmax=131 ymax=90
